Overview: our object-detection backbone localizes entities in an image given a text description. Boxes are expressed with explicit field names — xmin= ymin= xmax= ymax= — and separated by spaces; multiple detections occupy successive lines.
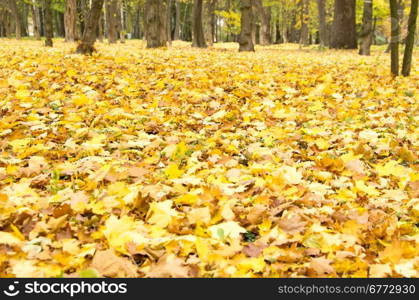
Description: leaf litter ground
xmin=0 ymin=40 xmax=418 ymax=277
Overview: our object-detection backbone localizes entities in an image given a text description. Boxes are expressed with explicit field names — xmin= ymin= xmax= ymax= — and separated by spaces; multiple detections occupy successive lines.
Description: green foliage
xmin=215 ymin=9 xmax=241 ymax=35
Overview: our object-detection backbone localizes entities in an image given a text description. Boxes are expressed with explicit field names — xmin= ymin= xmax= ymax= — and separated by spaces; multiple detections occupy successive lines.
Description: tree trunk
xmin=166 ymin=0 xmax=172 ymax=44
xmin=174 ymin=0 xmax=181 ymax=40
xmin=401 ymin=0 xmax=418 ymax=76
xmin=21 ymin=1 xmax=29 ymax=37
xmin=106 ymin=0 xmax=118 ymax=43
xmin=289 ymin=7 xmax=299 ymax=43
xmin=330 ymin=0 xmax=357 ymax=49
xmin=119 ymin=0 xmax=125 ymax=43
xmin=55 ymin=10 xmax=65 ymax=37
xmin=281 ymin=2 xmax=288 ymax=43
xmin=32 ymin=0 xmax=41 ymax=40
xmin=145 ymin=0 xmax=167 ymax=48
xmin=204 ymin=0 xmax=216 ymax=45
xmin=44 ymin=0 xmax=53 ymax=46
xmin=79 ymin=0 xmax=87 ymax=34
xmin=359 ymin=0 xmax=373 ymax=55
xmin=9 ymin=0 xmax=21 ymax=39
xmin=75 ymin=0 xmax=104 ymax=54
xmin=64 ymin=0 xmax=76 ymax=41
xmin=299 ymin=0 xmax=309 ymax=46
xmin=192 ymin=0 xmax=206 ymax=47
xmin=133 ymin=3 xmax=141 ymax=38
xmin=317 ymin=0 xmax=326 ymax=47
xmin=255 ymin=0 xmax=271 ymax=45
xmin=239 ymin=0 xmax=255 ymax=52
xmin=251 ymin=1 xmax=257 ymax=45
xmin=98 ymin=10 xmax=104 ymax=42
xmin=389 ymin=0 xmax=400 ymax=75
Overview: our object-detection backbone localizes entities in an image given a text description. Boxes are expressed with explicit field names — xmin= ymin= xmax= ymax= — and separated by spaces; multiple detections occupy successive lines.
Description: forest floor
xmin=0 ymin=40 xmax=418 ymax=278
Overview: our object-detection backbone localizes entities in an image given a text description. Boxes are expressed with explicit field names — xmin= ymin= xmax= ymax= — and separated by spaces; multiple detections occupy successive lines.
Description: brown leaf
xmin=408 ymin=181 xmax=419 ymax=198
xmin=309 ymin=257 xmax=335 ymax=275
xmin=277 ymin=214 xmax=307 ymax=234
xmin=146 ymin=254 xmax=189 ymax=278
xmin=247 ymin=204 xmax=266 ymax=225
xmin=128 ymin=166 xmax=148 ymax=178
xmin=23 ymin=156 xmax=49 ymax=176
xmin=90 ymin=249 xmax=137 ymax=277
xmin=0 ymin=168 xmax=6 ymax=180
xmin=345 ymin=159 xmax=365 ymax=177
xmin=243 ymin=243 xmax=266 ymax=258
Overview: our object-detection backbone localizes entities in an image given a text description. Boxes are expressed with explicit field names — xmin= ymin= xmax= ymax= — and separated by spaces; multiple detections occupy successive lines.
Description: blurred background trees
xmin=0 ymin=1 xmax=417 ymax=72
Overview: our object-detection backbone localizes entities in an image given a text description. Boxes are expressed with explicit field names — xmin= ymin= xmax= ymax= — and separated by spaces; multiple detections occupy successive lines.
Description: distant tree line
xmin=0 ymin=0 xmax=417 ymax=75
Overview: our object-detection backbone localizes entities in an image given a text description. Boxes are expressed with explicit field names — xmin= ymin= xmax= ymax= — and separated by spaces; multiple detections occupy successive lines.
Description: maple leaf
xmin=208 ymin=221 xmax=247 ymax=240
xmin=309 ymin=257 xmax=335 ymax=275
xmin=279 ymin=166 xmax=303 ymax=185
xmin=164 ymin=163 xmax=184 ymax=179
xmin=0 ymin=231 xmax=23 ymax=246
xmin=147 ymin=200 xmax=178 ymax=228
xmin=90 ymin=249 xmax=137 ymax=277
xmin=277 ymin=214 xmax=307 ymax=235
xmin=146 ymin=254 xmax=189 ymax=278
xmin=369 ymin=264 xmax=392 ymax=277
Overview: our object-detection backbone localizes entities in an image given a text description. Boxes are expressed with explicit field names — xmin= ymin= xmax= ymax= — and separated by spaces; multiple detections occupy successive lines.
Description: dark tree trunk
xmin=331 ymin=0 xmax=357 ymax=49
xmin=106 ymin=0 xmax=118 ymax=43
xmin=192 ymin=0 xmax=206 ymax=47
xmin=299 ymin=0 xmax=309 ymax=46
xmin=166 ymin=0 xmax=172 ymax=44
xmin=145 ymin=0 xmax=167 ymax=48
xmin=2 ymin=9 xmax=12 ymax=37
xmin=76 ymin=0 xmax=104 ymax=54
xmin=79 ymin=0 xmax=88 ymax=34
xmin=281 ymin=3 xmax=288 ymax=43
xmin=402 ymin=0 xmax=418 ymax=76
xmin=119 ymin=0 xmax=125 ymax=43
xmin=317 ymin=0 xmax=326 ymax=47
xmin=289 ymin=8 xmax=299 ymax=43
xmin=98 ymin=9 xmax=104 ymax=42
xmin=239 ymin=0 xmax=255 ymax=52
xmin=390 ymin=0 xmax=400 ymax=75
xmin=204 ymin=0 xmax=216 ymax=45
xmin=251 ymin=0 xmax=257 ymax=45
xmin=359 ymin=0 xmax=374 ymax=55
xmin=21 ymin=2 xmax=29 ymax=37
xmin=133 ymin=3 xmax=141 ymax=38
xmin=55 ymin=10 xmax=65 ymax=37
xmin=182 ymin=2 xmax=191 ymax=41
xmin=174 ymin=0 xmax=181 ymax=40
xmin=44 ymin=0 xmax=53 ymax=46
xmin=9 ymin=0 xmax=21 ymax=39
xmin=255 ymin=0 xmax=271 ymax=45
xmin=64 ymin=0 xmax=77 ymax=41
xmin=32 ymin=0 xmax=41 ymax=40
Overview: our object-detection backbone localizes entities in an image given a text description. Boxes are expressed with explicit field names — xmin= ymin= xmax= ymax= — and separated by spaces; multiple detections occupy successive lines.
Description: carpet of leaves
xmin=0 ymin=40 xmax=418 ymax=278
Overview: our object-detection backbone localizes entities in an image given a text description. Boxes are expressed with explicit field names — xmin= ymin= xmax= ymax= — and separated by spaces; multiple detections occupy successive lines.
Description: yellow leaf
xmin=355 ymin=180 xmax=380 ymax=196
xmin=0 ymin=231 xmax=23 ymax=246
xmin=9 ymin=138 xmax=32 ymax=153
xmin=72 ymin=94 xmax=93 ymax=106
xmin=208 ymin=221 xmax=246 ymax=240
xmin=195 ymin=237 xmax=210 ymax=261
xmin=164 ymin=163 xmax=184 ymax=179
xmin=175 ymin=193 xmax=198 ymax=205
xmin=147 ymin=200 xmax=178 ymax=228
xmin=375 ymin=161 xmax=407 ymax=177
xmin=315 ymin=138 xmax=330 ymax=150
